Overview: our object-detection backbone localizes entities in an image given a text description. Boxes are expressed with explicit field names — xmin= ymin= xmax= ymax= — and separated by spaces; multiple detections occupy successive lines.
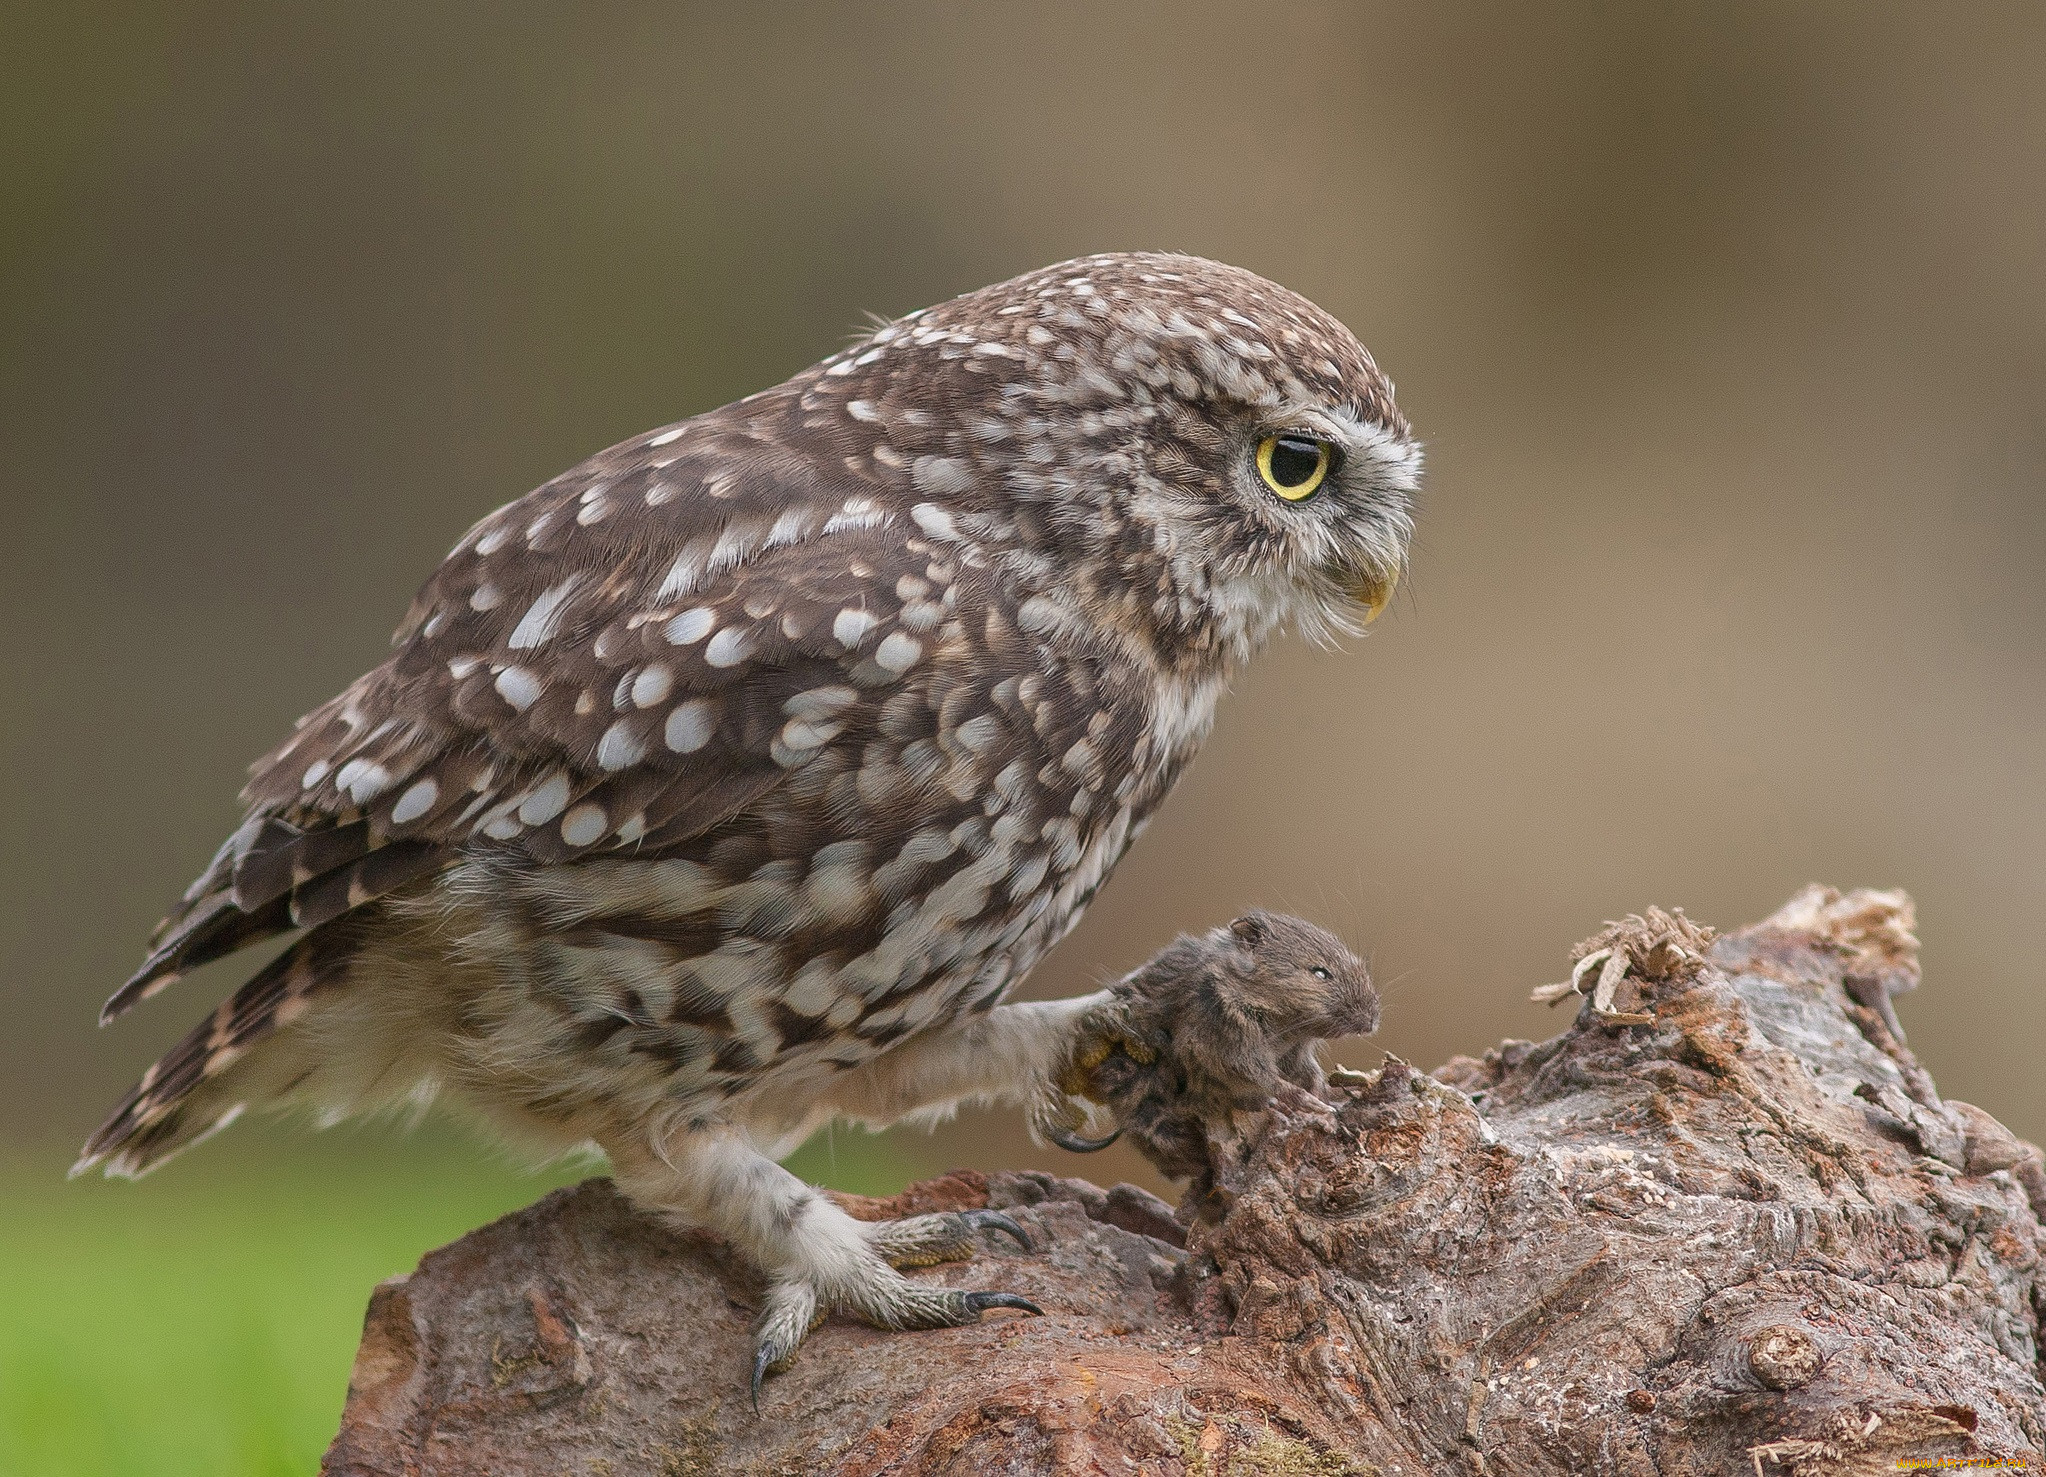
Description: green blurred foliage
xmin=0 ymin=1125 xmax=932 ymax=1476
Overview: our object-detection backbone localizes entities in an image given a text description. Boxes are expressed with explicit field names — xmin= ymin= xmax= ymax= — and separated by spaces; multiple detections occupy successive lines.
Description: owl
xmin=77 ymin=252 xmax=1419 ymax=1393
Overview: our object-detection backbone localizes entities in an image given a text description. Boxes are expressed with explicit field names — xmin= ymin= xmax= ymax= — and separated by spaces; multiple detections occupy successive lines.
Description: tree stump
xmin=324 ymin=888 xmax=2046 ymax=1475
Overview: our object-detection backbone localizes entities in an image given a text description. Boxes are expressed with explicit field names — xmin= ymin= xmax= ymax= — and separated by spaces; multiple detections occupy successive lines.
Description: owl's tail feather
xmin=74 ymin=924 xmax=358 ymax=1179
xmin=101 ymin=825 xmax=443 ymax=1025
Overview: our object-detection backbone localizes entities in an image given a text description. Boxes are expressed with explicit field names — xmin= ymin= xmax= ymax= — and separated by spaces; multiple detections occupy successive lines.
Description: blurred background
xmin=5 ymin=2 xmax=2043 ymax=1471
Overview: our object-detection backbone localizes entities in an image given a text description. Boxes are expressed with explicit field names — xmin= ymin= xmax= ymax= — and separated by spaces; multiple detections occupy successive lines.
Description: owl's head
xmin=814 ymin=252 xmax=1420 ymax=666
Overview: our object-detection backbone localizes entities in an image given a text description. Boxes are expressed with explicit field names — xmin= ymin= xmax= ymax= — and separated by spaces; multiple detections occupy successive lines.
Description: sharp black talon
xmin=962 ymin=1290 xmax=1042 ymax=1318
xmin=963 ymin=1208 xmax=1032 ymax=1252
xmin=751 ymin=1345 xmax=772 ymax=1414
xmin=1046 ymin=1124 xmax=1121 ymax=1153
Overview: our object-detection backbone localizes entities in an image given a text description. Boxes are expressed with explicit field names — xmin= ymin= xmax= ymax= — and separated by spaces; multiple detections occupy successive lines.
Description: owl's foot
xmin=867 ymin=1207 xmax=1031 ymax=1267
xmin=1028 ymin=1001 xmax=1147 ymax=1153
xmin=750 ymin=1210 xmax=1041 ymax=1406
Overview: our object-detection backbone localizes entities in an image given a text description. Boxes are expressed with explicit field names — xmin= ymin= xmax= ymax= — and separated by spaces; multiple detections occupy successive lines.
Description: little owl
xmin=78 ymin=252 xmax=1419 ymax=1392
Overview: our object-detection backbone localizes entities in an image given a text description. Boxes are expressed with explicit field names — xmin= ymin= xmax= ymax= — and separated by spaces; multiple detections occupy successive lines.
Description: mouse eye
xmin=1309 ymin=966 xmax=1332 ymax=982
xmin=1255 ymin=433 xmax=1334 ymax=501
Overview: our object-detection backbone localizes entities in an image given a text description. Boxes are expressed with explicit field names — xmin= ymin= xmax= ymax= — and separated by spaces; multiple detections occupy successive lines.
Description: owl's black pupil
xmin=1269 ymin=436 xmax=1324 ymax=487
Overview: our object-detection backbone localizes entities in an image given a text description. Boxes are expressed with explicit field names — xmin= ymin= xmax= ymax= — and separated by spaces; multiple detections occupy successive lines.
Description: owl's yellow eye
xmin=1255 ymin=433 xmax=1333 ymax=501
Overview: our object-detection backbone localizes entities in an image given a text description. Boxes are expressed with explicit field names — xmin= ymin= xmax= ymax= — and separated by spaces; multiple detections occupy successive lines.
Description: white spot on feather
xmin=596 ymin=721 xmax=647 ymax=772
xmin=630 ymin=665 xmax=674 ymax=708
xmin=911 ymin=459 xmax=973 ymax=496
xmin=657 ymin=540 xmax=713 ymax=602
xmin=494 ymin=666 xmax=543 ymax=711
xmin=823 ymin=497 xmax=887 ymax=534
xmin=664 ymin=607 xmax=715 ymax=645
xmin=773 ymin=717 xmax=844 ymax=763
xmin=782 ymin=961 xmax=839 ymax=1016
xmin=518 ymin=772 xmax=572 ymax=825
xmin=335 ymin=759 xmax=392 ymax=804
xmin=665 ymin=699 xmax=715 ymax=753
xmin=390 ymin=778 xmax=438 ymax=824
xmin=1016 ymin=595 xmax=1067 ymax=635
xmin=783 ymin=684 xmax=857 ymax=719
xmin=703 ymin=625 xmax=754 ymax=668
xmin=560 ymin=804 xmax=608 ymax=847
xmin=507 ymin=576 xmax=582 ymax=650
xmin=875 ymin=631 xmax=923 ymax=673
xmin=910 ymin=502 xmax=958 ymax=540
xmin=832 ymin=607 xmax=878 ymax=647
xmin=764 ymin=506 xmax=815 ymax=549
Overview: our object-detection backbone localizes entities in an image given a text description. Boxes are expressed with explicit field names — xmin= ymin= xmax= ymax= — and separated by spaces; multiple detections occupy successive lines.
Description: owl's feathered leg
xmin=816 ymin=990 xmax=1115 ymax=1131
xmin=604 ymin=1125 xmax=1039 ymax=1404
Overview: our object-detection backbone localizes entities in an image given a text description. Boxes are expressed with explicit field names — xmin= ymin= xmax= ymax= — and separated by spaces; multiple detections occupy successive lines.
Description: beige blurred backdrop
xmin=4 ymin=2 xmax=2041 ymax=1196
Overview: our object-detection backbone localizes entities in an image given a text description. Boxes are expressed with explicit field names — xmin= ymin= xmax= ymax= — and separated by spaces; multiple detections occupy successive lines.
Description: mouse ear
xmin=1228 ymin=913 xmax=1269 ymax=948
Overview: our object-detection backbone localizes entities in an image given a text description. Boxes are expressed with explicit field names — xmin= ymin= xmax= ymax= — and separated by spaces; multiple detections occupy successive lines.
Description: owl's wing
xmin=104 ymin=406 xmax=950 ymax=1021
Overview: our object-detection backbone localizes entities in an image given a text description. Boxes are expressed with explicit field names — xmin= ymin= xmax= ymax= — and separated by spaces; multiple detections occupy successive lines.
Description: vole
xmin=1036 ymin=911 xmax=1378 ymax=1183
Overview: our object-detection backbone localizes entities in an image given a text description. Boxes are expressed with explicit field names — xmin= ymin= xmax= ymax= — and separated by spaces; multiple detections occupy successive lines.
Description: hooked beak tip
xmin=1345 ymin=567 xmax=1400 ymax=624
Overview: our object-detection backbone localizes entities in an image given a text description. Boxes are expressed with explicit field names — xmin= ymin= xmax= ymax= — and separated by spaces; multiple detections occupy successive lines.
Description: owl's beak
xmin=1342 ymin=566 xmax=1400 ymax=624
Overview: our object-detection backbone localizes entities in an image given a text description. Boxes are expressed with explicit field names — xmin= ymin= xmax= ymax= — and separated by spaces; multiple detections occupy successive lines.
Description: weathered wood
xmin=325 ymin=888 xmax=2046 ymax=1475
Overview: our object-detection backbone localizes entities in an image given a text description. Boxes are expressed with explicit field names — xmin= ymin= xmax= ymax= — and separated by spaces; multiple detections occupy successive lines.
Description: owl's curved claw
xmin=1045 ymin=1123 xmax=1122 ymax=1153
xmin=960 ymin=1207 xmax=1032 ymax=1252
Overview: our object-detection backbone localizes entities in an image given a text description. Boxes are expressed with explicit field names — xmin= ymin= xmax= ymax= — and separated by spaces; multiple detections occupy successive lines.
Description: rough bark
xmin=324 ymin=888 xmax=2046 ymax=1475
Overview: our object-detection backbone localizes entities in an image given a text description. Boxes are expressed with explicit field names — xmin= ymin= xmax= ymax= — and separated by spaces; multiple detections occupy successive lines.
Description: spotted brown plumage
xmin=78 ymin=252 xmax=1420 ymax=1391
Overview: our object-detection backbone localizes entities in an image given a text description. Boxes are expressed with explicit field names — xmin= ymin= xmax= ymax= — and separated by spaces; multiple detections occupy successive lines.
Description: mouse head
xmin=1225 ymin=911 xmax=1380 ymax=1040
